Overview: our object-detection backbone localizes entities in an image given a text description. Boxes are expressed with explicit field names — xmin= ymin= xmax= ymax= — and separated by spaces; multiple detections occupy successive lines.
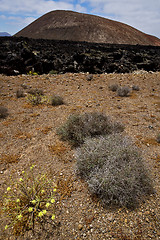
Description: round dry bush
xmin=16 ymin=89 xmax=25 ymax=98
xmin=75 ymin=134 xmax=154 ymax=208
xmin=0 ymin=106 xmax=8 ymax=119
xmin=132 ymin=85 xmax=140 ymax=91
xmin=117 ymin=86 xmax=131 ymax=97
xmin=156 ymin=133 xmax=160 ymax=143
xmin=51 ymin=95 xmax=64 ymax=106
xmin=57 ymin=112 xmax=124 ymax=147
xmin=108 ymin=83 xmax=119 ymax=92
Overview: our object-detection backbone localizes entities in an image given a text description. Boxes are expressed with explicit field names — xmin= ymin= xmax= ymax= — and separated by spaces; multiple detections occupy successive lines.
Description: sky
xmin=0 ymin=0 xmax=160 ymax=38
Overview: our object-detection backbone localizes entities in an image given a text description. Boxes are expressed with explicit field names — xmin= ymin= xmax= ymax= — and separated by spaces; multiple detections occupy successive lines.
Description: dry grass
xmin=56 ymin=174 xmax=75 ymax=202
xmin=141 ymin=138 xmax=160 ymax=146
xmin=0 ymin=154 xmax=20 ymax=164
xmin=14 ymin=131 xmax=32 ymax=140
xmin=41 ymin=126 xmax=52 ymax=134
xmin=48 ymin=140 xmax=71 ymax=163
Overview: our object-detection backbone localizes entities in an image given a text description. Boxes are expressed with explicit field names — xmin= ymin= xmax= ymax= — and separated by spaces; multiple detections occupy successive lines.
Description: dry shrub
xmin=108 ymin=83 xmax=119 ymax=92
xmin=75 ymin=133 xmax=154 ymax=208
xmin=51 ymin=95 xmax=64 ymax=106
xmin=16 ymin=89 xmax=25 ymax=98
xmin=57 ymin=112 xmax=124 ymax=147
xmin=0 ymin=154 xmax=19 ymax=164
xmin=56 ymin=174 xmax=74 ymax=202
xmin=0 ymin=106 xmax=8 ymax=119
xmin=132 ymin=85 xmax=140 ymax=91
xmin=117 ymin=86 xmax=131 ymax=97
xmin=86 ymin=74 xmax=93 ymax=81
xmin=156 ymin=133 xmax=160 ymax=143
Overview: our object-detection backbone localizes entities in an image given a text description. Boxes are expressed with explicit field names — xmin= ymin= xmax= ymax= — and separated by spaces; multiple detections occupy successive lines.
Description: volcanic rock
xmin=0 ymin=37 xmax=160 ymax=75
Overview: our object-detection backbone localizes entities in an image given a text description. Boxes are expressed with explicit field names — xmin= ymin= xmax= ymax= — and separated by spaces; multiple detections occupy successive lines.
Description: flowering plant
xmin=2 ymin=165 xmax=56 ymax=236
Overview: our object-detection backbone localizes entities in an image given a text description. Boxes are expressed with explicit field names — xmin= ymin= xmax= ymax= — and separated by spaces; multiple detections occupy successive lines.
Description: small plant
xmin=117 ymin=86 xmax=131 ymax=97
xmin=27 ymin=94 xmax=42 ymax=105
xmin=27 ymin=71 xmax=38 ymax=75
xmin=75 ymin=133 xmax=154 ymax=208
xmin=132 ymin=85 xmax=140 ymax=91
xmin=108 ymin=83 xmax=119 ymax=92
xmin=86 ymin=74 xmax=93 ymax=81
xmin=26 ymin=89 xmax=48 ymax=106
xmin=16 ymin=89 xmax=25 ymax=98
xmin=49 ymin=70 xmax=58 ymax=75
xmin=2 ymin=165 xmax=56 ymax=237
xmin=51 ymin=95 xmax=64 ymax=106
xmin=156 ymin=133 xmax=160 ymax=143
xmin=0 ymin=106 xmax=8 ymax=119
xmin=57 ymin=112 xmax=124 ymax=147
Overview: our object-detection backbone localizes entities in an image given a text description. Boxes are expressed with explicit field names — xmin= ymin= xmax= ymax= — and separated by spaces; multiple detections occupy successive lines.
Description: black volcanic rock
xmin=0 ymin=37 xmax=160 ymax=75
xmin=15 ymin=10 xmax=160 ymax=46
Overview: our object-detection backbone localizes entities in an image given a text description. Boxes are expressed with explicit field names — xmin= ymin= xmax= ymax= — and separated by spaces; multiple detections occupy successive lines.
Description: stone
xmin=0 ymin=37 xmax=160 ymax=75
xmin=78 ymin=224 xmax=83 ymax=230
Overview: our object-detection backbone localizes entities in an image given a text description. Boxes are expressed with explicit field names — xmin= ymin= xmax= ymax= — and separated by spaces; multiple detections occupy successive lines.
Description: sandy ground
xmin=0 ymin=71 xmax=160 ymax=239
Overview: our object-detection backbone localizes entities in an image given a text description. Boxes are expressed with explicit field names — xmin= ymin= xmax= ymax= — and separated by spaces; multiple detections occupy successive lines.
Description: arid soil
xmin=0 ymin=71 xmax=160 ymax=239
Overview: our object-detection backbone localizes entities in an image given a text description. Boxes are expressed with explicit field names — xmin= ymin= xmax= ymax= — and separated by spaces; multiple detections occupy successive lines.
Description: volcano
xmin=15 ymin=10 xmax=160 ymax=46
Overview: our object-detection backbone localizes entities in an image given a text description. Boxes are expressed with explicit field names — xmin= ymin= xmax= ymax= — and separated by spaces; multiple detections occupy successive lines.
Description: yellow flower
xmin=42 ymin=210 xmax=47 ymax=214
xmin=17 ymin=214 xmax=23 ymax=220
xmin=51 ymin=199 xmax=55 ymax=204
xmin=46 ymin=202 xmax=50 ymax=208
xmin=51 ymin=214 xmax=55 ymax=220
xmin=19 ymin=178 xmax=23 ymax=182
xmin=41 ymin=190 xmax=45 ymax=194
xmin=38 ymin=211 xmax=43 ymax=217
xmin=7 ymin=187 xmax=11 ymax=191
xmin=30 ymin=165 xmax=35 ymax=170
xmin=22 ymin=170 xmax=25 ymax=174
xmin=5 ymin=225 xmax=8 ymax=230
xmin=31 ymin=199 xmax=36 ymax=205
xmin=16 ymin=199 xmax=20 ymax=203
xmin=53 ymin=188 xmax=57 ymax=192
xmin=28 ymin=207 xmax=33 ymax=212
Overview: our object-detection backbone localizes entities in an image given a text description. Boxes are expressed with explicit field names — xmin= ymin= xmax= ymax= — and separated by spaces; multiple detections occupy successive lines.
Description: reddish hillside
xmin=15 ymin=10 xmax=160 ymax=46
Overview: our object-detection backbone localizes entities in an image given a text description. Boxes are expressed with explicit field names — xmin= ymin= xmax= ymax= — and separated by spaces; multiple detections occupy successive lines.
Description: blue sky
xmin=0 ymin=0 xmax=160 ymax=38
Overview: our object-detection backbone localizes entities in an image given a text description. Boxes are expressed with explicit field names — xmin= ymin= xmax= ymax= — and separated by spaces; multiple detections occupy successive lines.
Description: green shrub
xmin=75 ymin=134 xmax=154 ymax=208
xmin=2 ymin=165 xmax=56 ymax=237
xmin=0 ymin=106 xmax=8 ymax=119
xmin=117 ymin=86 xmax=131 ymax=97
xmin=108 ymin=83 xmax=119 ymax=92
xmin=57 ymin=112 xmax=124 ymax=147
xmin=51 ymin=95 xmax=64 ymax=106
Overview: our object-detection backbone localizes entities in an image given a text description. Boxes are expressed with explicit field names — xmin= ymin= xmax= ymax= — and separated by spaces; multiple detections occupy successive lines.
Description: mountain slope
xmin=15 ymin=10 xmax=160 ymax=46
xmin=0 ymin=32 xmax=11 ymax=36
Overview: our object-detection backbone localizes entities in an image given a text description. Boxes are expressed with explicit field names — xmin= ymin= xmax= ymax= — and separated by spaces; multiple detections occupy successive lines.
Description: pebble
xmin=78 ymin=224 xmax=83 ymax=230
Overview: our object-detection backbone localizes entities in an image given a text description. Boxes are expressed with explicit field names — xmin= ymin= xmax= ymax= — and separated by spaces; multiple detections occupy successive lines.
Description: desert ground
xmin=0 ymin=71 xmax=160 ymax=239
